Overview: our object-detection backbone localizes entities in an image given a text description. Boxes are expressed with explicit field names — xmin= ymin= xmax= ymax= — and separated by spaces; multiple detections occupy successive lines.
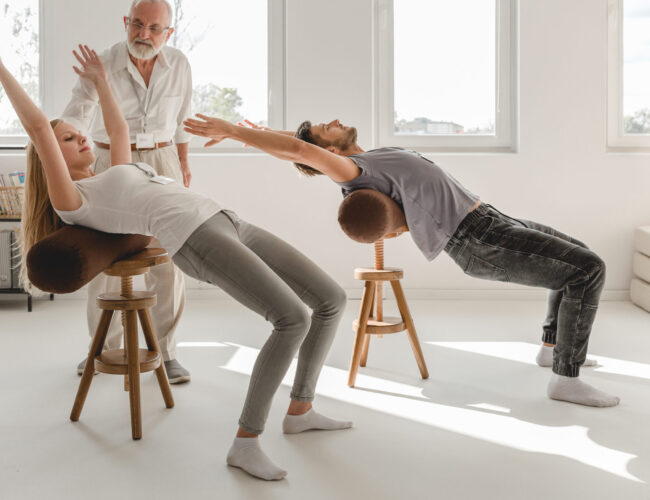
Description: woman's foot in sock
xmin=536 ymin=345 xmax=596 ymax=367
xmin=226 ymin=437 xmax=287 ymax=481
xmin=547 ymin=373 xmax=620 ymax=407
xmin=282 ymin=408 xmax=353 ymax=434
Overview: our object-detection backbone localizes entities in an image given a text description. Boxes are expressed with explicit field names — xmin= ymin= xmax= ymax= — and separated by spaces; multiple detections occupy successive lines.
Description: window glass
xmin=0 ymin=0 xmax=39 ymax=136
xmin=623 ymin=0 xmax=650 ymax=134
xmin=394 ymin=0 xmax=496 ymax=135
xmin=170 ymin=0 xmax=268 ymax=126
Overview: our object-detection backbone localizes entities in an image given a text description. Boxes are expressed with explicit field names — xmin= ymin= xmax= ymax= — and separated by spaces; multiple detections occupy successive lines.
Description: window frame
xmin=374 ymin=0 xmax=518 ymax=152
xmin=607 ymin=0 xmax=650 ymax=151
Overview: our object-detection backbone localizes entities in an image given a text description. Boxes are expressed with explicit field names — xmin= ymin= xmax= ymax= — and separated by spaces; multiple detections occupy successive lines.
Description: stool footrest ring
xmin=95 ymin=349 xmax=161 ymax=375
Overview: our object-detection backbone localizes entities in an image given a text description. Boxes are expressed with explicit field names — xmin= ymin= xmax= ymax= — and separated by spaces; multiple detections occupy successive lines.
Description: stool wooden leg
xmin=360 ymin=334 xmax=371 ymax=367
xmin=390 ymin=280 xmax=429 ymax=379
xmin=122 ymin=311 xmax=129 ymax=392
xmin=138 ymin=308 xmax=174 ymax=409
xmin=349 ymin=281 xmax=375 ymax=387
xmin=124 ymin=310 xmax=142 ymax=440
xmin=71 ymin=310 xmax=114 ymax=421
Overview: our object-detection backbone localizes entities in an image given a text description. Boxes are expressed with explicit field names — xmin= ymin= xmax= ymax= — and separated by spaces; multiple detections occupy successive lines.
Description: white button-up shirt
xmin=61 ymin=41 xmax=192 ymax=145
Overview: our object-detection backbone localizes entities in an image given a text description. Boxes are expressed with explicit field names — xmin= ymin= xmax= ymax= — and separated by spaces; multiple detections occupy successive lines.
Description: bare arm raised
xmin=184 ymin=115 xmax=360 ymax=183
xmin=72 ymin=45 xmax=131 ymax=167
xmin=0 ymin=57 xmax=81 ymax=211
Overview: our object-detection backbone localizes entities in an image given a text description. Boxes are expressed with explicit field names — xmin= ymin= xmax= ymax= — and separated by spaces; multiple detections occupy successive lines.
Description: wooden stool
xmin=70 ymin=248 xmax=175 ymax=440
xmin=348 ymin=239 xmax=429 ymax=387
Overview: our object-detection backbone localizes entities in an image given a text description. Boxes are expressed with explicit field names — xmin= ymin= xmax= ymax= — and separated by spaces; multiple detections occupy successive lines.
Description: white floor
xmin=1 ymin=295 xmax=650 ymax=500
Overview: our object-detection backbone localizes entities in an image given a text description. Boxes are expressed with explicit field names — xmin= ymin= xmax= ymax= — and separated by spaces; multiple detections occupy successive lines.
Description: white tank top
xmin=54 ymin=163 xmax=222 ymax=256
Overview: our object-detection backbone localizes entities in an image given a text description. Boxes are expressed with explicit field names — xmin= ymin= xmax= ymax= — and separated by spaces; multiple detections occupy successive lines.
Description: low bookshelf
xmin=0 ymin=215 xmax=54 ymax=312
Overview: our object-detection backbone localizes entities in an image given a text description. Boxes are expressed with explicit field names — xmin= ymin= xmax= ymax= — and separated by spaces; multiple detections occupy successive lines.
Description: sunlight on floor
xmin=429 ymin=341 xmax=650 ymax=380
xmin=195 ymin=341 xmax=641 ymax=483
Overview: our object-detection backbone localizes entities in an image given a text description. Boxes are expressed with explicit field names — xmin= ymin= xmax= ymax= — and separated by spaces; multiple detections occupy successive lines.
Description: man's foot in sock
xmin=282 ymin=408 xmax=353 ymax=434
xmin=547 ymin=373 xmax=620 ymax=407
xmin=164 ymin=359 xmax=191 ymax=384
xmin=536 ymin=345 xmax=597 ymax=368
xmin=226 ymin=437 xmax=287 ymax=481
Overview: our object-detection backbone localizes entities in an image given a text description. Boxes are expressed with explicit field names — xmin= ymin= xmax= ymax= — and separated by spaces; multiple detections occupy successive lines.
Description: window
xmin=608 ymin=0 xmax=650 ymax=150
xmin=375 ymin=0 xmax=518 ymax=151
xmin=170 ymin=0 xmax=285 ymax=150
xmin=0 ymin=0 xmax=40 ymax=146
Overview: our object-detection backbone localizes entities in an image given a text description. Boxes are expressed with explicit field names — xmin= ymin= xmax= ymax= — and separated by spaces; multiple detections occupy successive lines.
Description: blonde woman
xmin=0 ymin=47 xmax=351 ymax=481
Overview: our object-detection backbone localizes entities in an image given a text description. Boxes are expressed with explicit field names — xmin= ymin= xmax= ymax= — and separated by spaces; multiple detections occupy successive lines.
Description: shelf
xmin=0 ymin=217 xmax=20 ymax=221
xmin=0 ymin=289 xmax=54 ymax=312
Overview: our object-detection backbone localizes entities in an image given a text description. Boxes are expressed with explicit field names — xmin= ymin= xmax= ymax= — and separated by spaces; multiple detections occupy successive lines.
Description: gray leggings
xmin=173 ymin=211 xmax=347 ymax=434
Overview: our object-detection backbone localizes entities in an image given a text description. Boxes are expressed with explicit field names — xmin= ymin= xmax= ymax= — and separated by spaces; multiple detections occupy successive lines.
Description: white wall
xmin=1 ymin=0 xmax=648 ymax=297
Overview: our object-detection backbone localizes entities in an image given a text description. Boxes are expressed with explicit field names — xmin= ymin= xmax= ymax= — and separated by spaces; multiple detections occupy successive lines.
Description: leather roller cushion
xmin=338 ymin=189 xmax=406 ymax=243
xmin=27 ymin=225 xmax=151 ymax=294
xmin=634 ymin=226 xmax=650 ymax=256
xmin=633 ymin=252 xmax=650 ymax=283
xmin=631 ymin=278 xmax=650 ymax=313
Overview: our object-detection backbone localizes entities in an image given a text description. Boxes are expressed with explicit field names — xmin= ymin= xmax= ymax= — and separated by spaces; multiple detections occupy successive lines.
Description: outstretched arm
xmin=184 ymin=115 xmax=360 ymax=183
xmin=0 ymin=57 xmax=81 ymax=211
xmin=72 ymin=45 xmax=131 ymax=166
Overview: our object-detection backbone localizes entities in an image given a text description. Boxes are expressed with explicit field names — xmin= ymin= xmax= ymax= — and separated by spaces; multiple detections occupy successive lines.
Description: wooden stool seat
xmin=354 ymin=267 xmax=404 ymax=281
xmin=95 ymin=349 xmax=161 ymax=375
xmin=70 ymin=248 xmax=174 ymax=440
xmin=97 ymin=291 xmax=157 ymax=310
xmin=353 ymin=316 xmax=405 ymax=334
xmin=103 ymin=248 xmax=171 ymax=277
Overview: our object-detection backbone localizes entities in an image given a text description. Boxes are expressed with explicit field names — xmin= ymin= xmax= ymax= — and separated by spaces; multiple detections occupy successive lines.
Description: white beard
xmin=127 ymin=38 xmax=162 ymax=60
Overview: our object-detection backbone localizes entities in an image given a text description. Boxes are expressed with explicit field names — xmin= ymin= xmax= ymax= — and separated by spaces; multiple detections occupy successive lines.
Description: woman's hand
xmin=237 ymin=119 xmax=270 ymax=131
xmin=183 ymin=114 xmax=235 ymax=147
xmin=72 ymin=44 xmax=106 ymax=84
xmin=236 ymin=119 xmax=269 ymax=147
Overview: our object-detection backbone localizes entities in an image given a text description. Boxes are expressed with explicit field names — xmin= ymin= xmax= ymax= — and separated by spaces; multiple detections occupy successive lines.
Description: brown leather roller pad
xmin=27 ymin=225 xmax=151 ymax=294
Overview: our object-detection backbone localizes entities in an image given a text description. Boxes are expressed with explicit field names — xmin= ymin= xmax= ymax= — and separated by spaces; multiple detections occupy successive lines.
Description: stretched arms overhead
xmin=0 ymin=57 xmax=81 ymax=211
xmin=184 ymin=115 xmax=360 ymax=183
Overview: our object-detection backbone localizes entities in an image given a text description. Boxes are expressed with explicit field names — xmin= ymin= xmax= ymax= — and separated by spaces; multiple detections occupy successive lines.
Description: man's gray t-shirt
xmin=336 ymin=147 xmax=480 ymax=261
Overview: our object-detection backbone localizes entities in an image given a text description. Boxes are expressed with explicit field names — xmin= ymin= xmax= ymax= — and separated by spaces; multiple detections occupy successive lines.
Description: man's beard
xmin=335 ymin=127 xmax=358 ymax=151
xmin=127 ymin=38 xmax=162 ymax=60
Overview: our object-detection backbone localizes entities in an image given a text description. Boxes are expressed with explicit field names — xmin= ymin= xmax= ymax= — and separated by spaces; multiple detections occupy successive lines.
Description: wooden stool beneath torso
xmin=348 ymin=239 xmax=429 ymax=386
xmin=70 ymin=248 xmax=175 ymax=440
xmin=337 ymin=189 xmax=429 ymax=387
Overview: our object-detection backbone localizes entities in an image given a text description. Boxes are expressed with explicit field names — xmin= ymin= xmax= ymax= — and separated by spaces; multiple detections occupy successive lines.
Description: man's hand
xmin=183 ymin=114 xmax=234 ymax=147
xmin=180 ymin=159 xmax=192 ymax=187
xmin=72 ymin=44 xmax=106 ymax=84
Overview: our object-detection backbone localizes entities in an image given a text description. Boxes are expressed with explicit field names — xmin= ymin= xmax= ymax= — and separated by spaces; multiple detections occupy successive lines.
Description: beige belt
xmin=94 ymin=141 xmax=173 ymax=151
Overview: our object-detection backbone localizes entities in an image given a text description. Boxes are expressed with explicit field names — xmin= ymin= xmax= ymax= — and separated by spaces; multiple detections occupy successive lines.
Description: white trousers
xmin=85 ymin=146 xmax=186 ymax=361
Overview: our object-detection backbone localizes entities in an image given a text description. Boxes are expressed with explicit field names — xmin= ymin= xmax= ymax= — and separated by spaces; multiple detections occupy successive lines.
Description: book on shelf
xmin=0 ymin=172 xmax=25 ymax=217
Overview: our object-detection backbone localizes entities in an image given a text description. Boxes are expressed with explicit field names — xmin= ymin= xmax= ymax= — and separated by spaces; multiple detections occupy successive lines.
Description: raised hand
xmin=72 ymin=44 xmax=106 ymax=84
xmin=183 ymin=114 xmax=234 ymax=147
xmin=237 ymin=119 xmax=270 ymax=131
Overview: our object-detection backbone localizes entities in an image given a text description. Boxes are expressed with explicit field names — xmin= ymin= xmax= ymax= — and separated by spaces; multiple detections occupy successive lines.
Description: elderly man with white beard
xmin=61 ymin=0 xmax=192 ymax=383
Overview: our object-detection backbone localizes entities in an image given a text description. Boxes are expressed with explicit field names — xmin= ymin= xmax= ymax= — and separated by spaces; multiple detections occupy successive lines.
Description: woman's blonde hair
xmin=18 ymin=119 xmax=64 ymax=293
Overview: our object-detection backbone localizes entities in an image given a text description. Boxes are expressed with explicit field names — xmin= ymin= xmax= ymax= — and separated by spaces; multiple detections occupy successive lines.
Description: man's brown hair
xmin=293 ymin=121 xmax=324 ymax=177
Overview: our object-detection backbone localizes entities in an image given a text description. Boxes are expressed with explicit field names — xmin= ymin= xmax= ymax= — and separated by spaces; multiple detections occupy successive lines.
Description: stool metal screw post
xmin=348 ymin=238 xmax=429 ymax=387
xmin=70 ymin=248 xmax=175 ymax=440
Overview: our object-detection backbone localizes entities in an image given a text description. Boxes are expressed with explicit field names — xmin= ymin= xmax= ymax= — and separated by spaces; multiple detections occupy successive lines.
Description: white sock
xmin=536 ymin=345 xmax=597 ymax=367
xmin=226 ymin=437 xmax=287 ymax=481
xmin=282 ymin=408 xmax=353 ymax=434
xmin=547 ymin=373 xmax=620 ymax=407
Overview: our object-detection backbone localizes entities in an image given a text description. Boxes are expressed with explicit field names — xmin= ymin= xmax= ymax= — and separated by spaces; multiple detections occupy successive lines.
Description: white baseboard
xmin=182 ymin=288 xmax=630 ymax=302
xmin=39 ymin=287 xmax=630 ymax=302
